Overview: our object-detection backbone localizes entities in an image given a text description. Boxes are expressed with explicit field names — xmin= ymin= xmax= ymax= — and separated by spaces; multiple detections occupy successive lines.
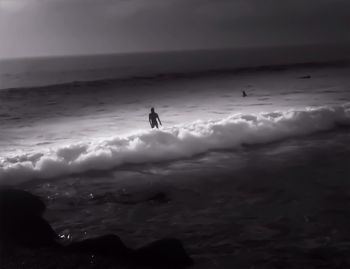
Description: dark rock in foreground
xmin=0 ymin=188 xmax=46 ymax=217
xmin=133 ymin=238 xmax=194 ymax=267
xmin=0 ymin=188 xmax=58 ymax=247
xmin=0 ymin=188 xmax=193 ymax=268
xmin=66 ymin=234 xmax=131 ymax=258
xmin=66 ymin=236 xmax=193 ymax=267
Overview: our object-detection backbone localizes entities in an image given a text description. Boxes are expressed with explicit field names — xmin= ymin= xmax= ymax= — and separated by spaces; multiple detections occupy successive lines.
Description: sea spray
xmin=1 ymin=103 xmax=349 ymax=185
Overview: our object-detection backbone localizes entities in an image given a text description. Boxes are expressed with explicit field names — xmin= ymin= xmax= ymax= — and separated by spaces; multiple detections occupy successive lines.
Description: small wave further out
xmin=1 ymin=103 xmax=350 ymax=185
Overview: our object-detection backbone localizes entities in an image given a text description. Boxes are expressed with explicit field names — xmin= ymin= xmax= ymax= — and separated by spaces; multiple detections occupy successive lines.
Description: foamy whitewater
xmin=0 ymin=51 xmax=349 ymax=186
xmin=1 ymin=103 xmax=350 ymax=184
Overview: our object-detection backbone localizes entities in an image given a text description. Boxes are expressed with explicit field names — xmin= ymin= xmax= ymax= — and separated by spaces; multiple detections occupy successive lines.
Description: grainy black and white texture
xmin=1 ymin=1 xmax=350 ymax=268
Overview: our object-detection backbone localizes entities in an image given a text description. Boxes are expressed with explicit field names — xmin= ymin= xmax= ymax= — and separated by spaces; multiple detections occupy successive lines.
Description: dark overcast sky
xmin=0 ymin=0 xmax=349 ymax=58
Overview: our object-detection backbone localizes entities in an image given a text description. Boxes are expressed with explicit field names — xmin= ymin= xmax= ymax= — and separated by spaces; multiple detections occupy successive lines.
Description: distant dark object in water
xmin=147 ymin=191 xmax=170 ymax=204
xmin=133 ymin=238 xmax=194 ymax=267
xmin=66 ymin=234 xmax=131 ymax=259
xmin=242 ymin=90 xmax=247 ymax=97
xmin=0 ymin=188 xmax=58 ymax=247
xmin=299 ymin=75 xmax=311 ymax=79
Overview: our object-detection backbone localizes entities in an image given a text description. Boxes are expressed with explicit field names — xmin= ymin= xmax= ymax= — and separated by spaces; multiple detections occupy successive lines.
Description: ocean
xmin=1 ymin=47 xmax=350 ymax=268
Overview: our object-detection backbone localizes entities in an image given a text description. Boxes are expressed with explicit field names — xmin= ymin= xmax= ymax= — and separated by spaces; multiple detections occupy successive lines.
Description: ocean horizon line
xmin=1 ymin=59 xmax=348 ymax=92
xmin=1 ymin=43 xmax=349 ymax=61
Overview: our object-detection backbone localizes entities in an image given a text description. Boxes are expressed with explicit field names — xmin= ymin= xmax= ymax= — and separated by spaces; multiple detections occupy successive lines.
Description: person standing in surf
xmin=149 ymin=107 xmax=162 ymax=129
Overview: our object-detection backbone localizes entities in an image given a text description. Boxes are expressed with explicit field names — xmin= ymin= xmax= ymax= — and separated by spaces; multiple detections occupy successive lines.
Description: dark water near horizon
xmin=1 ymin=45 xmax=349 ymax=90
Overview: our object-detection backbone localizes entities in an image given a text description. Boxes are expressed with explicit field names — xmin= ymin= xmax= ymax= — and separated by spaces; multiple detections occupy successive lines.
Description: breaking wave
xmin=1 ymin=103 xmax=350 ymax=185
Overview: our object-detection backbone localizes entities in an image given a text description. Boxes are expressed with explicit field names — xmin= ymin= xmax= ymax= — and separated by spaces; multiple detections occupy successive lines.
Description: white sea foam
xmin=1 ymin=103 xmax=349 ymax=185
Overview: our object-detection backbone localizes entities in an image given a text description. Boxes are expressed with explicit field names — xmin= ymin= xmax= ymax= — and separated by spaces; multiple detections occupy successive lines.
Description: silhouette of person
xmin=149 ymin=107 xmax=162 ymax=129
xmin=242 ymin=90 xmax=247 ymax=97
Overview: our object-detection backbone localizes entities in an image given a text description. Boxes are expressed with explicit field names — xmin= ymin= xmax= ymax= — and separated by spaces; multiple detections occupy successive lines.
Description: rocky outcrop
xmin=66 ymin=234 xmax=131 ymax=259
xmin=0 ymin=188 xmax=193 ymax=268
xmin=0 ymin=188 xmax=58 ymax=247
xmin=132 ymin=238 xmax=194 ymax=267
